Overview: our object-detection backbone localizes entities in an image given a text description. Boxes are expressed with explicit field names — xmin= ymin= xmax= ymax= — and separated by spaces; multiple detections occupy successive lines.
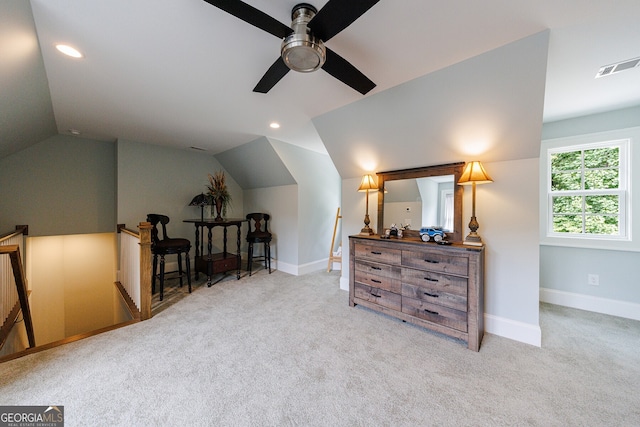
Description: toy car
xmin=419 ymin=227 xmax=446 ymax=242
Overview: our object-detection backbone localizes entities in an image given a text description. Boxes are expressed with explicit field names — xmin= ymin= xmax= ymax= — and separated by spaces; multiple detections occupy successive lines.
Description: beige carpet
xmin=1 ymin=269 xmax=639 ymax=426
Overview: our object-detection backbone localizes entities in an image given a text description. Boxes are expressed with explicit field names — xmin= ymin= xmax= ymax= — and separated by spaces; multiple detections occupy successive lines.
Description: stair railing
xmin=117 ymin=222 xmax=152 ymax=320
xmin=0 ymin=225 xmax=35 ymax=349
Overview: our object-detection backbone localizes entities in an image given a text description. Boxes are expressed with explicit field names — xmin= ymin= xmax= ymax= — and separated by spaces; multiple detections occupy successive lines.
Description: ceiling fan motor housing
xmin=281 ymin=3 xmax=326 ymax=72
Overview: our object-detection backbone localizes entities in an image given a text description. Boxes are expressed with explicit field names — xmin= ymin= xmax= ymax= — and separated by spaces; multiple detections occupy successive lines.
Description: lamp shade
xmin=358 ymin=174 xmax=377 ymax=192
xmin=189 ymin=193 xmax=210 ymax=206
xmin=458 ymin=161 xmax=493 ymax=185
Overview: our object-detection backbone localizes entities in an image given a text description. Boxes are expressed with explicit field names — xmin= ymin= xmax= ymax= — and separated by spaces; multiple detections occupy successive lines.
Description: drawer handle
xmin=424 ymin=259 xmax=439 ymax=264
xmin=424 ymin=292 xmax=439 ymax=298
xmin=370 ymin=266 xmax=382 ymax=270
xmin=371 ymin=251 xmax=382 ymax=255
xmin=424 ymin=309 xmax=439 ymax=315
xmin=371 ymin=293 xmax=381 ymax=298
xmin=371 ymin=279 xmax=382 ymax=284
xmin=424 ymin=277 xmax=439 ymax=282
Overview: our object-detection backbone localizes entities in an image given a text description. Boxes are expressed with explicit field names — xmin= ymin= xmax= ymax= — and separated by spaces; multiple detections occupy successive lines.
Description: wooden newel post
xmin=138 ymin=222 xmax=153 ymax=320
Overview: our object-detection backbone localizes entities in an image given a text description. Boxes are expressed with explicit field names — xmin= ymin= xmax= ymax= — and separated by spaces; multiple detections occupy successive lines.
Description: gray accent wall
xmin=116 ymin=139 xmax=243 ymax=252
xmin=214 ymin=137 xmax=296 ymax=189
xmin=0 ymin=0 xmax=56 ymax=159
xmin=0 ymin=134 xmax=115 ymax=236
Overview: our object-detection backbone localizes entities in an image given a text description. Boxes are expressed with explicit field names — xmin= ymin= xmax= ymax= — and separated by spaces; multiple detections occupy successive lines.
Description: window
xmin=547 ymin=139 xmax=629 ymax=240
xmin=440 ymin=189 xmax=454 ymax=232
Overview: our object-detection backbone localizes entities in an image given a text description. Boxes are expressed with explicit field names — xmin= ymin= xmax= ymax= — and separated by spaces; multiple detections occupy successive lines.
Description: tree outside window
xmin=548 ymin=140 xmax=628 ymax=239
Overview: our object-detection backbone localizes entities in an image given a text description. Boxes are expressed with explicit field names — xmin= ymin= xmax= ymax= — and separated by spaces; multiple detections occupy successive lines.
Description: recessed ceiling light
xmin=270 ymin=122 xmax=280 ymax=129
xmin=55 ymin=44 xmax=83 ymax=58
xmin=68 ymin=129 xmax=81 ymax=135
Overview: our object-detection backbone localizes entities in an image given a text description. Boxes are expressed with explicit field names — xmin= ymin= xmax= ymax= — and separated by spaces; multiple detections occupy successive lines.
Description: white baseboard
xmin=340 ymin=276 xmax=349 ymax=291
xmin=146 ymin=255 xmax=339 ymax=278
xmin=484 ymin=314 xmax=542 ymax=347
xmin=540 ymin=287 xmax=640 ymax=321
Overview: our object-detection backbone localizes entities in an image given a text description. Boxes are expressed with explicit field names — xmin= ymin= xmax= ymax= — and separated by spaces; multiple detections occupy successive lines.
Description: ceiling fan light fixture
xmin=281 ymin=34 xmax=325 ymax=72
xmin=281 ymin=3 xmax=325 ymax=73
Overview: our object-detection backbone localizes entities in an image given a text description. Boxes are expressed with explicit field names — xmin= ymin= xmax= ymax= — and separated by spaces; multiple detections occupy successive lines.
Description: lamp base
xmin=360 ymin=225 xmax=374 ymax=235
xmin=463 ymin=231 xmax=483 ymax=246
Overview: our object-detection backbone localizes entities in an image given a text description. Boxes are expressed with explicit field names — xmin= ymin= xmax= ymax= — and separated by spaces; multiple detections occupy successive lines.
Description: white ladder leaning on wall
xmin=327 ymin=207 xmax=342 ymax=272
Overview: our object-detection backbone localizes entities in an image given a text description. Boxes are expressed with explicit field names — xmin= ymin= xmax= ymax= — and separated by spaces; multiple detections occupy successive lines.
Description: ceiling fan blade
xmin=308 ymin=0 xmax=380 ymax=42
xmin=253 ymin=57 xmax=290 ymax=93
xmin=322 ymin=48 xmax=375 ymax=95
xmin=202 ymin=0 xmax=292 ymax=39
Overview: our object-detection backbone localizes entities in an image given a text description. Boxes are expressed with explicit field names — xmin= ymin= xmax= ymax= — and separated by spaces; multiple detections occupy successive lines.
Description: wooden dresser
xmin=349 ymin=235 xmax=485 ymax=351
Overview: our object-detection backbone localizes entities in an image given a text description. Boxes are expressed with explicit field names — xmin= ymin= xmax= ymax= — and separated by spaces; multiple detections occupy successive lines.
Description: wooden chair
xmin=147 ymin=214 xmax=191 ymax=301
xmin=246 ymin=213 xmax=272 ymax=276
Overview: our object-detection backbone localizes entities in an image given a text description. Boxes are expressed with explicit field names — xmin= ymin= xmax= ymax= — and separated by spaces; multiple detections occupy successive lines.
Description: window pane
xmin=584 ymin=147 xmax=619 ymax=168
xmin=585 ymin=215 xmax=619 ymax=234
xmin=553 ymin=215 xmax=582 ymax=233
xmin=584 ymin=169 xmax=619 ymax=189
xmin=547 ymin=139 xmax=627 ymax=239
xmin=585 ymin=195 xmax=619 ymax=214
xmin=551 ymin=151 xmax=581 ymax=171
xmin=553 ymin=196 xmax=582 ymax=213
xmin=552 ymin=171 xmax=581 ymax=191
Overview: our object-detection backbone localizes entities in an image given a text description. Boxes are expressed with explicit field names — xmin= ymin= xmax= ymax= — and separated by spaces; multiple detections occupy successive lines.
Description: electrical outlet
xmin=588 ymin=274 xmax=599 ymax=286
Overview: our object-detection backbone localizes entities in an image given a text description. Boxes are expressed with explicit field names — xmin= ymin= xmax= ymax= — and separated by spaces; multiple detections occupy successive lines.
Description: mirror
xmin=376 ymin=162 xmax=465 ymax=242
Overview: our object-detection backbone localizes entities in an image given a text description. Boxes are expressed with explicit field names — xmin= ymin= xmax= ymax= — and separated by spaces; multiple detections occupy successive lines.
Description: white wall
xmin=478 ymin=159 xmax=541 ymax=344
xmin=270 ymin=140 xmax=342 ymax=272
xmin=243 ymin=185 xmax=298 ymax=273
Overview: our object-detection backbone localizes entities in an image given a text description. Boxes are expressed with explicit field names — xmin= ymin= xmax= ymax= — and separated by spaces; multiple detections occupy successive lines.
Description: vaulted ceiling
xmin=2 ymin=0 xmax=640 ymax=162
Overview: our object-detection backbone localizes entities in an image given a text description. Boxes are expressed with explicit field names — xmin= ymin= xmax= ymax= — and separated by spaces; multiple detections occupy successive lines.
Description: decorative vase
xmin=214 ymin=197 xmax=223 ymax=221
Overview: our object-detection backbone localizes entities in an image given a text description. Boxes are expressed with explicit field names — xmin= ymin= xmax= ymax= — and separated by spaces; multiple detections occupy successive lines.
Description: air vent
xmin=596 ymin=56 xmax=640 ymax=78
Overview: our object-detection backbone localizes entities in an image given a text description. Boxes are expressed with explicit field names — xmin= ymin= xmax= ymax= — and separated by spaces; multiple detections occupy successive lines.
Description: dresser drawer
xmin=354 ymin=283 xmax=401 ymax=311
xmin=402 ymin=297 xmax=467 ymax=332
xmin=355 ymin=243 xmax=401 ymax=265
xmin=401 ymin=268 xmax=467 ymax=297
xmin=401 ymin=283 xmax=467 ymax=312
xmin=402 ymin=250 xmax=468 ymax=276
xmin=355 ymin=263 xmax=402 ymax=294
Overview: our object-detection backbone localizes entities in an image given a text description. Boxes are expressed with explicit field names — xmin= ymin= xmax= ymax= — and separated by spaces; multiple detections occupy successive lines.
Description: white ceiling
xmin=23 ymin=0 xmax=640 ymax=154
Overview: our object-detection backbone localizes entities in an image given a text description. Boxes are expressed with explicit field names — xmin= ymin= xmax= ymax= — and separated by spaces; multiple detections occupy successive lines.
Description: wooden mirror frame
xmin=376 ymin=162 xmax=465 ymax=242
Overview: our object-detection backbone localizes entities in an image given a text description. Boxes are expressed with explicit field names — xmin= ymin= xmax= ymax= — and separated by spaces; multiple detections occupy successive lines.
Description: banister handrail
xmin=0 ymin=225 xmax=28 ymax=242
xmin=119 ymin=227 xmax=140 ymax=238
xmin=0 ymin=244 xmax=35 ymax=348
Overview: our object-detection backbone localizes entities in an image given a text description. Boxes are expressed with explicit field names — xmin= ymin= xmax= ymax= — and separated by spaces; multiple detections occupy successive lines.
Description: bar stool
xmin=147 ymin=214 xmax=191 ymax=300
xmin=246 ymin=213 xmax=272 ymax=276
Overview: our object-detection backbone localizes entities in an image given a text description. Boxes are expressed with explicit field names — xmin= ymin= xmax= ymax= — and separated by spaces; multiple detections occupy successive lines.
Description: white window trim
xmin=540 ymin=127 xmax=639 ymax=252
xmin=546 ymin=139 xmax=630 ymax=240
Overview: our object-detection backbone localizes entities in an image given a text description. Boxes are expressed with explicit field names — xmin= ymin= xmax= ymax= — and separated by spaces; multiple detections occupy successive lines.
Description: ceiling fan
xmin=203 ymin=0 xmax=379 ymax=94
